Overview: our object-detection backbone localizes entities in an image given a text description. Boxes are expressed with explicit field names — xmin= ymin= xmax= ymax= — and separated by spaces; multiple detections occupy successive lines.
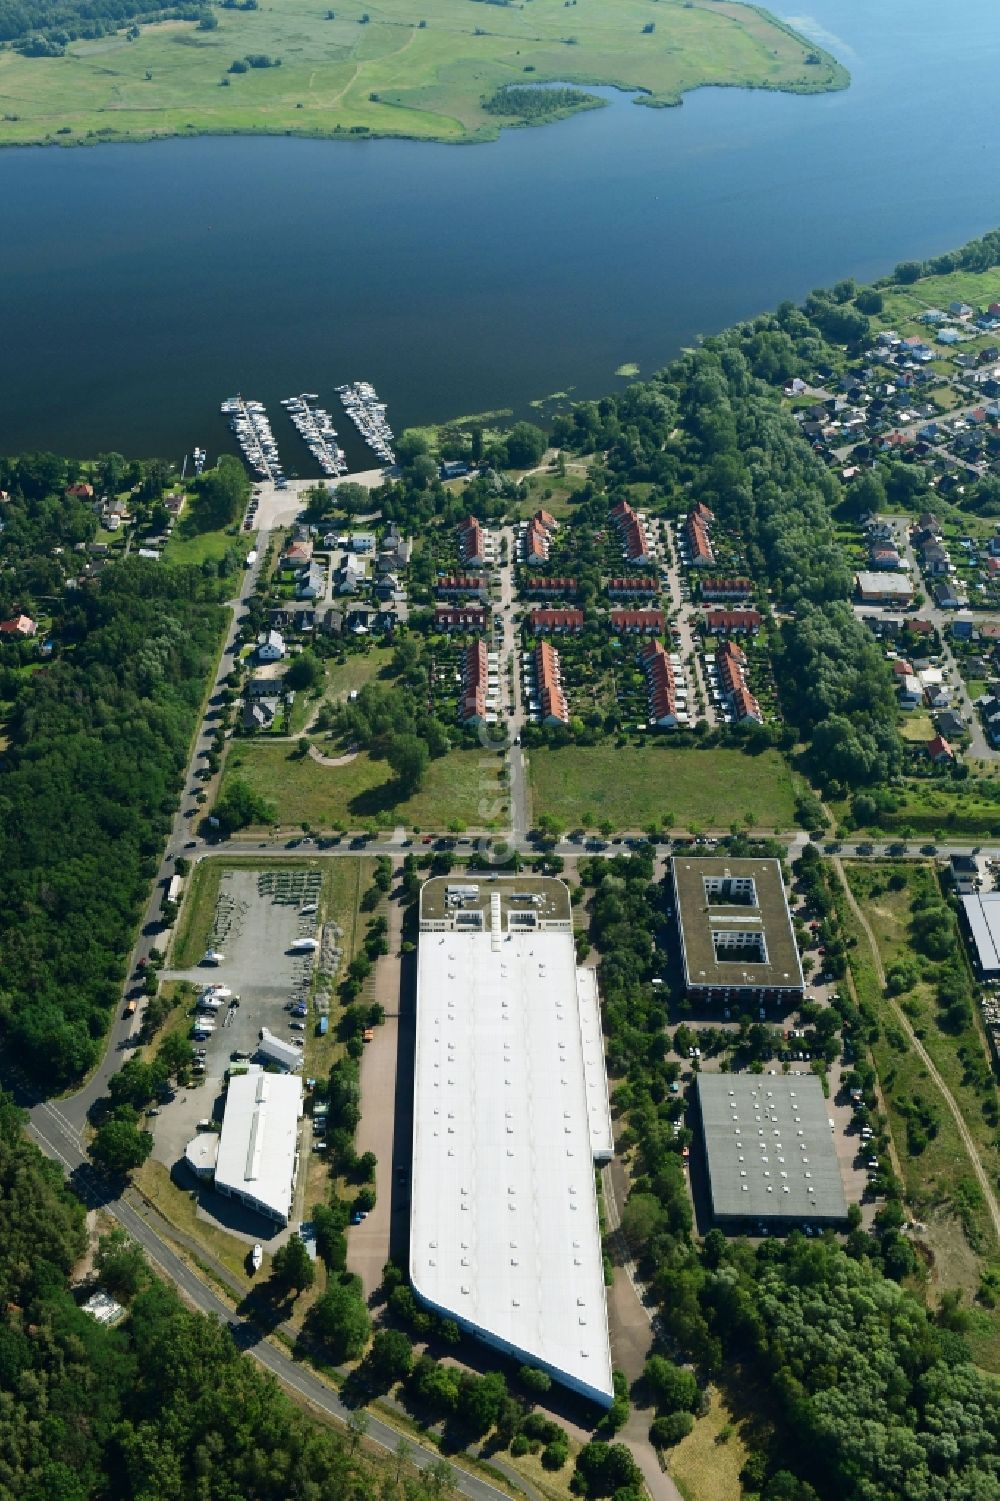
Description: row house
xmin=610 ymin=499 xmax=653 ymax=568
xmin=700 ymin=576 xmax=752 ymax=603
xmin=609 ymin=608 xmax=664 ymax=636
xmin=459 ymin=639 xmax=489 ymax=725
xmin=525 ymin=576 xmax=578 ymax=598
xmin=639 ymin=639 xmax=679 ymax=728
xmin=436 ymin=604 xmax=488 ymax=632
xmin=524 ymin=516 xmax=552 ymax=566
xmin=529 ymin=607 xmax=584 ymax=635
xmin=534 ymin=639 xmax=569 ymax=725
xmin=458 ymin=515 xmax=486 ymax=567
xmin=685 ymin=508 xmax=715 ymax=568
xmin=607 ymin=576 xmax=659 ymax=600
xmin=704 ymin=608 xmax=762 ymax=636
xmin=436 ymin=574 xmax=489 ymax=600
xmin=716 ymin=641 xmax=762 ymax=724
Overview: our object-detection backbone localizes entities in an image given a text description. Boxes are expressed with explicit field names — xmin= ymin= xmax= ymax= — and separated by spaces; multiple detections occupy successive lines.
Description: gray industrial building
xmin=697 ymin=1073 xmax=848 ymax=1230
xmin=672 ymin=856 xmax=804 ymax=1002
xmin=959 ymin=891 xmax=1000 ymax=977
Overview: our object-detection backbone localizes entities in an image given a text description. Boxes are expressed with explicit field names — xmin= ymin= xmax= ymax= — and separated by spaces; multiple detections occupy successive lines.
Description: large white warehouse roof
xmin=412 ymin=878 xmax=613 ymax=1406
xmin=215 ymin=1069 xmax=302 ymax=1224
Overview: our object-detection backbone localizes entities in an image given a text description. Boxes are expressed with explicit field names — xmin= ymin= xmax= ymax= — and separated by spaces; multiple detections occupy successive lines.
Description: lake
xmin=2 ymin=0 xmax=999 ymax=466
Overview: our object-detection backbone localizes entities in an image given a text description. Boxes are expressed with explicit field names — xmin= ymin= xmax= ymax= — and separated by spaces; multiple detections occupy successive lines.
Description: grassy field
xmin=877 ymin=269 xmax=1000 ymax=332
xmin=835 ymin=863 xmax=1000 ymax=1370
xmin=287 ymin=649 xmax=394 ymax=737
xmin=528 ymin=745 xmax=798 ymax=830
xmin=223 ymin=741 xmax=506 ymax=829
xmin=163 ymin=521 xmax=251 ymax=569
xmin=0 ymin=0 xmax=847 ymax=148
xmin=668 ymin=1386 xmax=748 ymax=1501
xmin=842 ymin=777 xmax=1000 ymax=840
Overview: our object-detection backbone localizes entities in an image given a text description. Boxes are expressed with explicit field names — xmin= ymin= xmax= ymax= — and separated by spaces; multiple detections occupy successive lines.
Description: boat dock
xmin=220 ymin=395 xmax=285 ymax=485
xmin=336 ymin=380 xmax=395 ymax=466
xmin=281 ymin=393 xmax=348 ymax=478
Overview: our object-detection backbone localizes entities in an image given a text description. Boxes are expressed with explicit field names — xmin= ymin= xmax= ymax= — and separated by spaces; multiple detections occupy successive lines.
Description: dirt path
xmin=833 ymin=858 xmax=1000 ymax=1243
xmin=308 ymin=744 xmax=359 ymax=768
xmin=349 ymin=871 xmax=404 ymax=1298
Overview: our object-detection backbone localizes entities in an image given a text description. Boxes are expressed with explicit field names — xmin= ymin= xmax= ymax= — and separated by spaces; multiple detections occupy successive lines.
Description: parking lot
xmin=152 ymin=867 xmax=324 ymax=1235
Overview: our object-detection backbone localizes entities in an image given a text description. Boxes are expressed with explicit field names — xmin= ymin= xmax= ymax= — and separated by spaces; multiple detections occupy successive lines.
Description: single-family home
xmin=350 ymin=533 xmax=376 ymax=554
xmin=243 ymin=697 xmax=280 ymax=733
xmin=936 ymin=710 xmax=965 ymax=741
xmin=282 ymin=538 xmax=314 ymax=569
xmin=335 ymin=554 xmax=367 ymax=595
xmin=0 ymin=613 xmax=37 ymax=640
xmin=927 ymin=734 xmax=955 ymax=764
xmin=932 ymin=578 xmax=963 ymax=610
xmin=257 ymin=630 xmax=286 ymax=661
xmin=296 ymin=563 xmax=325 ymax=600
xmin=898 ymin=673 xmax=923 ymax=709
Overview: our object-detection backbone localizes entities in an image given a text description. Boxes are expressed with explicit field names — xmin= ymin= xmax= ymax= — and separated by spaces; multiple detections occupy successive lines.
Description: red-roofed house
xmin=435 ymin=604 xmax=488 ymax=632
xmin=458 ymin=516 xmax=486 ymax=567
xmin=526 ymin=577 xmax=578 ymax=598
xmin=609 ymin=609 xmax=665 ymax=636
xmin=704 ymin=608 xmax=762 ymax=636
xmin=533 ymin=509 xmax=558 ymax=532
xmin=524 ymin=518 xmax=551 ymax=566
xmin=436 ymin=575 xmax=489 ymax=600
xmin=533 ymin=640 xmax=569 ymax=725
xmin=607 ymin=576 xmax=658 ymax=599
xmin=639 ymin=639 xmax=678 ymax=728
xmin=715 ymin=640 xmax=762 ymax=723
xmin=685 ymin=510 xmax=715 ymax=568
xmin=459 ymin=639 xmax=489 ymax=725
xmin=65 ymin=482 xmax=94 ymax=502
xmin=927 ymin=734 xmax=954 ymax=764
xmin=700 ymin=577 xmax=752 ymax=602
xmin=529 ymin=608 xmax=584 ymax=635
xmin=0 ymin=614 xmax=37 ymax=639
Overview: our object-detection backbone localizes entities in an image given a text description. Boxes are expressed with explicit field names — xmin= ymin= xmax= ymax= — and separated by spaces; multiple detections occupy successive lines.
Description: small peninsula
xmin=0 ymin=0 xmax=848 ymax=149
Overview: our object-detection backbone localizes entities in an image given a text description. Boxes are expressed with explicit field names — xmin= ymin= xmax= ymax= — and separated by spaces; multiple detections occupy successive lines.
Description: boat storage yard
xmin=412 ymin=877 xmax=614 ymax=1407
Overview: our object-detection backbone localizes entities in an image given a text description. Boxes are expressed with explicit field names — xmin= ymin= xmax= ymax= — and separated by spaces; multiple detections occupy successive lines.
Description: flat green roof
xmin=672 ymin=856 xmax=803 ymax=993
xmin=698 ymin=1073 xmax=848 ymax=1225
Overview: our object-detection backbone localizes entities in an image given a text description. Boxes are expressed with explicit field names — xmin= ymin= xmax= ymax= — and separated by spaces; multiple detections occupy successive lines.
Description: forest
xmin=0 ymin=0 xmax=199 ymax=47
xmin=0 ymin=472 xmax=225 ymax=1086
xmin=0 ymin=1091 xmax=463 ymax=1501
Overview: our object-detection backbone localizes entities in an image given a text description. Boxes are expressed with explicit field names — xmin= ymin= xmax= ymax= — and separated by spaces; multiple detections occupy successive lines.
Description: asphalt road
xmin=24 ymin=1101 xmax=513 ymax=1501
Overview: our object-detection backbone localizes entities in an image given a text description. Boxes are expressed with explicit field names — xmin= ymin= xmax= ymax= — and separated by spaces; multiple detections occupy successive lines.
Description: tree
xmin=157 ymin=1031 xmax=194 ymax=1081
xmin=94 ymin=1229 xmax=148 ymax=1300
xmin=387 ymin=733 xmax=429 ymax=795
xmin=189 ymin=454 xmax=249 ymax=532
xmin=334 ymin=481 xmax=369 ymax=514
xmin=285 ymin=649 xmax=324 ymax=692
xmin=366 ymin=1327 xmax=413 ymax=1387
xmin=213 ymin=777 xmax=275 ymax=834
xmin=310 ymin=1278 xmax=371 ymax=1360
xmin=90 ymin=1118 xmax=153 ymax=1177
xmin=644 ymin=1355 xmax=698 ymax=1414
xmin=270 ymin=1232 xmax=315 ymax=1297
xmin=503 ymin=421 xmax=547 ymax=469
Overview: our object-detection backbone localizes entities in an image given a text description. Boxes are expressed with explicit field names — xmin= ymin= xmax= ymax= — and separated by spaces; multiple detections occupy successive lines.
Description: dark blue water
xmin=2 ymin=0 xmax=999 ymax=463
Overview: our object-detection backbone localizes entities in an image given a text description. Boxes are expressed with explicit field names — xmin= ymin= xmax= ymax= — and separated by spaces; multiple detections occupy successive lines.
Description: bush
xmin=650 ymin=1411 xmax=694 ymax=1447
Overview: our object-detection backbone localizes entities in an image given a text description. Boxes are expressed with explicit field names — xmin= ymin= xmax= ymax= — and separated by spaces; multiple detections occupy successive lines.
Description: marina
xmin=220 ymin=395 xmax=285 ymax=485
xmin=281 ymin=393 xmax=348 ymax=478
xmin=337 ymin=381 xmax=396 ymax=466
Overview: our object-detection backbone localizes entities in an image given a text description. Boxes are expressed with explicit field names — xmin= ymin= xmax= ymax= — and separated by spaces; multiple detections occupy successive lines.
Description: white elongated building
xmin=411 ymin=878 xmax=614 ymax=1407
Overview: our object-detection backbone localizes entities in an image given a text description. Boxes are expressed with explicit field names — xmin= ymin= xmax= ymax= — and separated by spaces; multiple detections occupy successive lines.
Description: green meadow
xmin=0 ymin=0 xmax=847 ymax=148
